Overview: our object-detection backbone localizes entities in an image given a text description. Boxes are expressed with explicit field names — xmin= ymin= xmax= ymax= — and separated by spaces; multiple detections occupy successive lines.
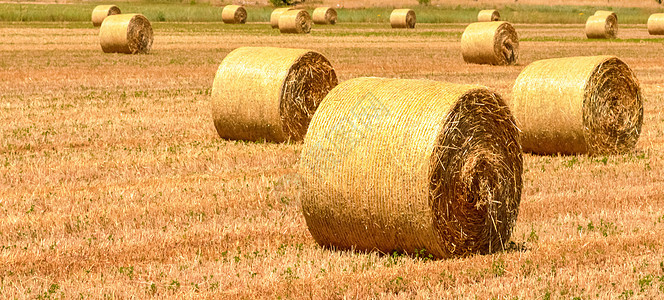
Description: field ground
xmin=2 ymin=4 xmax=664 ymax=299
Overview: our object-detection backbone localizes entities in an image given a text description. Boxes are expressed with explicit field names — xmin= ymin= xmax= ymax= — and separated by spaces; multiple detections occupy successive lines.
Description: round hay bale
xmin=91 ymin=5 xmax=121 ymax=27
xmin=594 ymin=10 xmax=617 ymax=21
xmin=99 ymin=14 xmax=153 ymax=54
xmin=461 ymin=21 xmax=519 ymax=65
xmin=312 ymin=7 xmax=337 ymax=25
xmin=511 ymin=56 xmax=643 ymax=155
xmin=279 ymin=9 xmax=312 ymax=34
xmin=647 ymin=13 xmax=664 ymax=35
xmin=210 ymin=47 xmax=338 ymax=142
xmin=222 ymin=5 xmax=247 ymax=24
xmin=299 ymin=77 xmax=523 ymax=259
xmin=390 ymin=9 xmax=416 ymax=29
xmin=270 ymin=7 xmax=293 ymax=29
xmin=585 ymin=14 xmax=617 ymax=39
xmin=477 ymin=9 xmax=500 ymax=22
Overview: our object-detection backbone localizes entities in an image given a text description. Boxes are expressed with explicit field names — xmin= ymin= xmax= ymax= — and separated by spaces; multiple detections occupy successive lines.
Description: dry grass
xmin=1 ymin=20 xmax=664 ymax=298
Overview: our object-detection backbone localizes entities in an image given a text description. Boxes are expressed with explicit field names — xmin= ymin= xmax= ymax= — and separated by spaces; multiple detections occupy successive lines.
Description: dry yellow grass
xmin=1 ymin=20 xmax=664 ymax=298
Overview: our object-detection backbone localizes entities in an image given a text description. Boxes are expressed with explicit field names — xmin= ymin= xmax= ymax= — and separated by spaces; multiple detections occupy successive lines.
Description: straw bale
xmin=647 ymin=13 xmax=664 ymax=35
xmin=461 ymin=21 xmax=519 ymax=65
xmin=271 ymin=7 xmax=293 ymax=29
xmin=585 ymin=14 xmax=617 ymax=39
xmin=279 ymin=9 xmax=312 ymax=34
xmin=91 ymin=5 xmax=121 ymax=27
xmin=511 ymin=56 xmax=643 ymax=155
xmin=299 ymin=77 xmax=523 ymax=258
xmin=210 ymin=47 xmax=337 ymax=142
xmin=390 ymin=9 xmax=416 ymax=29
xmin=478 ymin=9 xmax=500 ymax=22
xmin=222 ymin=5 xmax=247 ymax=24
xmin=99 ymin=14 xmax=153 ymax=54
xmin=312 ymin=7 xmax=337 ymax=25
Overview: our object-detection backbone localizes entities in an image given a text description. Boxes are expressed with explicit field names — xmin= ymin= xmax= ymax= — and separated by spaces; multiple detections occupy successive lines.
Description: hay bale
xmin=279 ymin=9 xmax=312 ymax=34
xmin=390 ymin=9 xmax=416 ymax=29
xmin=91 ymin=5 xmax=121 ymax=27
xmin=511 ymin=56 xmax=643 ymax=155
xmin=299 ymin=77 xmax=523 ymax=259
xmin=461 ymin=21 xmax=519 ymax=65
xmin=313 ymin=7 xmax=338 ymax=25
xmin=594 ymin=10 xmax=617 ymax=21
xmin=271 ymin=7 xmax=293 ymax=29
xmin=647 ymin=13 xmax=664 ymax=35
xmin=99 ymin=14 xmax=153 ymax=54
xmin=222 ymin=5 xmax=247 ymax=24
xmin=210 ymin=47 xmax=338 ymax=142
xmin=585 ymin=14 xmax=617 ymax=39
xmin=478 ymin=9 xmax=500 ymax=22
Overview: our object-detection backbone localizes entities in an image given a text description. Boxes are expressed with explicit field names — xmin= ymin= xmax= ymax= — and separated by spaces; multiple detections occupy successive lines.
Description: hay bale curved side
xmin=461 ymin=21 xmax=519 ymax=65
xmin=478 ymin=9 xmax=500 ymax=22
xmin=271 ymin=7 xmax=293 ymax=28
xmin=594 ymin=10 xmax=617 ymax=21
xmin=313 ymin=7 xmax=338 ymax=25
xmin=585 ymin=14 xmax=617 ymax=39
xmin=92 ymin=5 xmax=121 ymax=27
xmin=299 ymin=77 xmax=523 ymax=259
xmin=99 ymin=14 xmax=153 ymax=54
xmin=222 ymin=5 xmax=247 ymax=24
xmin=390 ymin=9 xmax=416 ymax=28
xmin=511 ymin=56 xmax=643 ymax=155
xmin=647 ymin=13 xmax=664 ymax=35
xmin=210 ymin=47 xmax=337 ymax=142
xmin=279 ymin=9 xmax=312 ymax=34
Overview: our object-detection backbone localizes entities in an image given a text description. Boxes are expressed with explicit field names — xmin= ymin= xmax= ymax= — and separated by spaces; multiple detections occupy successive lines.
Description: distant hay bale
xmin=461 ymin=21 xmax=519 ymax=65
xmin=647 ymin=13 xmax=664 ymax=35
xmin=210 ymin=47 xmax=338 ymax=142
xmin=478 ymin=9 xmax=500 ymax=22
xmin=511 ymin=56 xmax=643 ymax=155
xmin=222 ymin=5 xmax=247 ymax=24
xmin=585 ymin=14 xmax=617 ymax=39
xmin=299 ymin=77 xmax=523 ymax=259
xmin=99 ymin=14 xmax=153 ymax=54
xmin=313 ymin=7 xmax=337 ymax=25
xmin=271 ymin=7 xmax=293 ymax=29
xmin=390 ymin=9 xmax=416 ymax=28
xmin=279 ymin=9 xmax=312 ymax=34
xmin=91 ymin=5 xmax=121 ymax=27
xmin=594 ymin=10 xmax=617 ymax=21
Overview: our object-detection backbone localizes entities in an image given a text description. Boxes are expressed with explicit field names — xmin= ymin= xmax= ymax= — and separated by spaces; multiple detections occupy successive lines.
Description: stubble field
xmin=1 ymin=6 xmax=664 ymax=299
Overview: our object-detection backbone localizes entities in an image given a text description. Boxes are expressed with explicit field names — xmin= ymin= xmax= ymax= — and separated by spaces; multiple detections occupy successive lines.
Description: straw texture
xmin=390 ymin=9 xmax=416 ymax=28
xmin=313 ymin=7 xmax=337 ymax=25
xmin=647 ymin=14 xmax=664 ymax=35
xmin=279 ymin=9 xmax=312 ymax=34
xmin=271 ymin=8 xmax=293 ymax=28
xmin=594 ymin=10 xmax=617 ymax=20
xmin=585 ymin=14 xmax=617 ymax=39
xmin=222 ymin=5 xmax=247 ymax=24
xmin=91 ymin=5 xmax=121 ymax=27
xmin=210 ymin=47 xmax=337 ymax=142
xmin=478 ymin=9 xmax=500 ymax=22
xmin=511 ymin=56 xmax=643 ymax=155
xmin=461 ymin=21 xmax=519 ymax=65
xmin=99 ymin=14 xmax=153 ymax=54
xmin=299 ymin=77 xmax=523 ymax=259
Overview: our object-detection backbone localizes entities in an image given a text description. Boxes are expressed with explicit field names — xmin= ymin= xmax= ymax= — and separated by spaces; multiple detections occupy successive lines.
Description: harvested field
xmin=1 ymin=3 xmax=664 ymax=298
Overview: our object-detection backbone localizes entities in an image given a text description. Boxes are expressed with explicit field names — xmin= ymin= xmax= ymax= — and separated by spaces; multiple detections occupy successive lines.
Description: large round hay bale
xmin=222 ymin=5 xmax=247 ymax=24
xmin=511 ymin=56 xmax=643 ymax=155
xmin=91 ymin=5 xmax=121 ymax=27
xmin=585 ymin=14 xmax=617 ymax=39
xmin=270 ymin=7 xmax=293 ymax=29
xmin=279 ymin=9 xmax=312 ymax=34
xmin=647 ymin=13 xmax=664 ymax=35
xmin=210 ymin=47 xmax=337 ymax=142
xmin=390 ymin=9 xmax=416 ymax=29
xmin=594 ymin=10 xmax=617 ymax=21
xmin=478 ymin=9 xmax=500 ymax=22
xmin=99 ymin=14 xmax=153 ymax=54
xmin=312 ymin=7 xmax=337 ymax=25
xmin=299 ymin=77 xmax=523 ymax=259
xmin=461 ymin=21 xmax=519 ymax=65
